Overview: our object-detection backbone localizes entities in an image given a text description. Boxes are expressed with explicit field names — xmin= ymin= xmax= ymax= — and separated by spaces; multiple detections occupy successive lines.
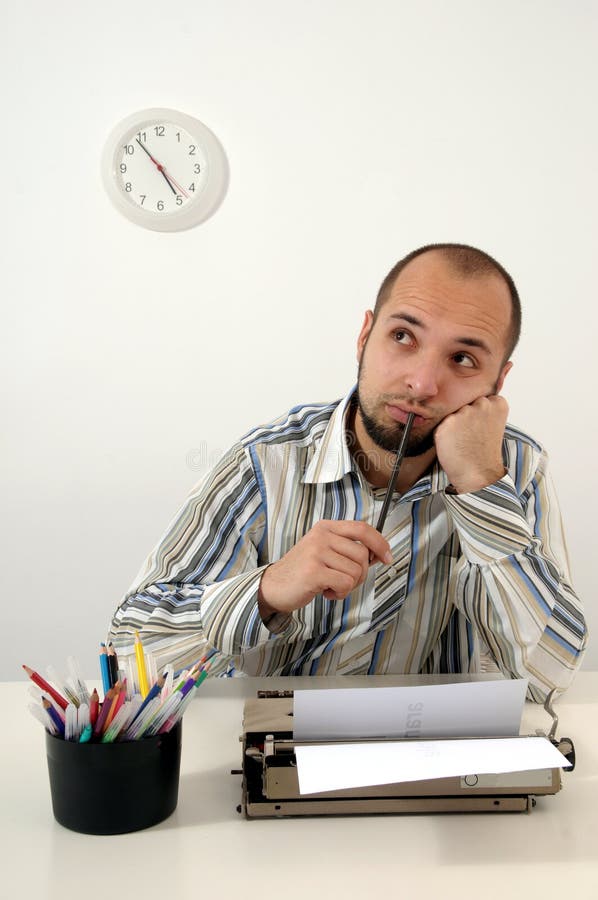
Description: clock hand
xmin=135 ymin=139 xmax=177 ymax=194
xmin=135 ymin=139 xmax=189 ymax=198
xmin=160 ymin=169 xmax=190 ymax=199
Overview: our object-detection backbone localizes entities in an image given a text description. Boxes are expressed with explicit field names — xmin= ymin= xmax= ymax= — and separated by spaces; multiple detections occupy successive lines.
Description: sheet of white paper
xmin=295 ymin=737 xmax=569 ymax=795
xmin=293 ymin=679 xmax=527 ymax=741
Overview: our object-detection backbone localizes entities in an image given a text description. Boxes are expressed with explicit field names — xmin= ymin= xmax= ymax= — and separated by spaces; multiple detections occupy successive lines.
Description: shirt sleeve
xmin=442 ymin=445 xmax=588 ymax=700
xmin=108 ymin=441 xmax=290 ymax=672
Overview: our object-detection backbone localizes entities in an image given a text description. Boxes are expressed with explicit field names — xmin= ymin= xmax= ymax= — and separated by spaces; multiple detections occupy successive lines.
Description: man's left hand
xmin=434 ymin=395 xmax=509 ymax=494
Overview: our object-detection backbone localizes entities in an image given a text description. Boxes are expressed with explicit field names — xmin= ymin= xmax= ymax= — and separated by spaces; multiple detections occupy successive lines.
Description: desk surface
xmin=3 ymin=673 xmax=597 ymax=899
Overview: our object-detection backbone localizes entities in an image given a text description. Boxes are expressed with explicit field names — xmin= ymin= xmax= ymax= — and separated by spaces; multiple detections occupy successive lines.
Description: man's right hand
xmin=257 ymin=520 xmax=393 ymax=617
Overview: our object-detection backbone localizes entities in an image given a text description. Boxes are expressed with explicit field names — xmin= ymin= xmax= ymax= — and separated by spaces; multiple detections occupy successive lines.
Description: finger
xmin=320 ymin=567 xmax=356 ymax=601
xmin=323 ymin=520 xmax=392 ymax=564
xmin=329 ymin=533 xmax=387 ymax=575
xmin=323 ymin=588 xmax=347 ymax=601
xmin=489 ymin=394 xmax=509 ymax=415
xmin=328 ymin=535 xmax=370 ymax=581
xmin=472 ymin=395 xmax=509 ymax=423
xmin=321 ymin=548 xmax=366 ymax=588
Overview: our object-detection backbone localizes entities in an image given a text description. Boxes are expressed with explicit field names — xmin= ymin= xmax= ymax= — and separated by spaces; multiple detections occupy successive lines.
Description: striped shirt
xmin=109 ymin=388 xmax=587 ymax=700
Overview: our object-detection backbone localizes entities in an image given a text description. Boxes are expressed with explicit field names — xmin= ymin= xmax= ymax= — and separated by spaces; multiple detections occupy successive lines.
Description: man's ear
xmin=495 ymin=360 xmax=513 ymax=394
xmin=357 ymin=310 xmax=374 ymax=363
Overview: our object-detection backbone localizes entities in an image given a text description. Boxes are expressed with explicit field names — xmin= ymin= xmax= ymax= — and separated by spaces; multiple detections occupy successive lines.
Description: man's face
xmin=356 ymin=251 xmax=513 ymax=457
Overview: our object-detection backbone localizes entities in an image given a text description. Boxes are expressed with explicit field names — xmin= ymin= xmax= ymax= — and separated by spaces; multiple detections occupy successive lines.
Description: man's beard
xmin=357 ymin=395 xmax=437 ymax=457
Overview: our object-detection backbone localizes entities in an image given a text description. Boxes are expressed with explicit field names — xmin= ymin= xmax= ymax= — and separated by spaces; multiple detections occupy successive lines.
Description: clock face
xmin=119 ymin=121 xmax=208 ymax=214
xmin=102 ymin=109 xmax=228 ymax=232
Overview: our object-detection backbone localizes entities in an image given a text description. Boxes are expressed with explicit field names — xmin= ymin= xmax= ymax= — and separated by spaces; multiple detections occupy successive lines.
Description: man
xmin=109 ymin=244 xmax=587 ymax=700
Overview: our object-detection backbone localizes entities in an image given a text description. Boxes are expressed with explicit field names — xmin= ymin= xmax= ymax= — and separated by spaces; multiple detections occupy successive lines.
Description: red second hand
xmin=136 ymin=139 xmax=190 ymax=199
xmin=156 ymin=164 xmax=189 ymax=199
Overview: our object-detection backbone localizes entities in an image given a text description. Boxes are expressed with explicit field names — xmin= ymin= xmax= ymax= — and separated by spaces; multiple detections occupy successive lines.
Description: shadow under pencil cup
xmin=45 ymin=720 xmax=182 ymax=834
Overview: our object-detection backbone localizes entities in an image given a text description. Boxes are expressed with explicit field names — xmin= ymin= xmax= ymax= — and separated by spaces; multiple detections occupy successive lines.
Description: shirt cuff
xmin=442 ymin=473 xmax=534 ymax=564
xmin=260 ymin=610 xmax=294 ymax=634
xmin=200 ymin=566 xmax=294 ymax=656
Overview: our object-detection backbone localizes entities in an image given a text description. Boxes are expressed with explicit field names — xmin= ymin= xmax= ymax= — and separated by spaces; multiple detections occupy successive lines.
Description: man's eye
xmin=393 ymin=330 xmax=412 ymax=345
xmin=453 ymin=352 xmax=475 ymax=368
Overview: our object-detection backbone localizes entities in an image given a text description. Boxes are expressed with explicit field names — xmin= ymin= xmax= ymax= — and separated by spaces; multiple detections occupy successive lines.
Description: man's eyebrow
xmin=387 ymin=312 xmax=492 ymax=355
xmin=454 ymin=336 xmax=492 ymax=355
xmin=388 ymin=312 xmax=423 ymax=328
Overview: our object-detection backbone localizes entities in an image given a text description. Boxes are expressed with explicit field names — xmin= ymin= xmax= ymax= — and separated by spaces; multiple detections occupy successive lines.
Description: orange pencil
xmin=103 ymin=681 xmax=124 ymax=731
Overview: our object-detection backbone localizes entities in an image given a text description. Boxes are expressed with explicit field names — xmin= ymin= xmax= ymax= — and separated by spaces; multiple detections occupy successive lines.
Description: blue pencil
xmin=99 ymin=644 xmax=111 ymax=695
xmin=128 ymin=672 xmax=166 ymax=725
xmin=42 ymin=698 xmax=65 ymax=737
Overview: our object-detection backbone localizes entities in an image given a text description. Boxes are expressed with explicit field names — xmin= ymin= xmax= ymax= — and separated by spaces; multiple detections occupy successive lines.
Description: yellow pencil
xmin=134 ymin=631 xmax=150 ymax=698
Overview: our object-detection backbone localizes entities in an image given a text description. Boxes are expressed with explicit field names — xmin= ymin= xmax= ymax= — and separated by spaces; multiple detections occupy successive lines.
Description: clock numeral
xmin=105 ymin=112 xmax=227 ymax=229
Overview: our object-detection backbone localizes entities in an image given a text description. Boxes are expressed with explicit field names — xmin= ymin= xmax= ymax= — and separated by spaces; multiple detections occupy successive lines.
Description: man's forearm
xmin=445 ymin=467 xmax=587 ymax=696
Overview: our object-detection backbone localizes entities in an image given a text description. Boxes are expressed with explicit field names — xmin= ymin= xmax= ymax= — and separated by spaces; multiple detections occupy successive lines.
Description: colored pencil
xmin=103 ymin=681 xmax=123 ymax=730
xmin=129 ymin=673 xmax=166 ymax=725
xmin=89 ymin=688 xmax=99 ymax=727
xmin=106 ymin=643 xmax=119 ymax=689
xmin=99 ymin=644 xmax=111 ymax=694
xmin=43 ymin=698 xmax=66 ymax=736
xmin=28 ymin=702 xmax=58 ymax=735
xmin=134 ymin=632 xmax=149 ymax=698
xmin=23 ymin=665 xmax=68 ymax=711
xmin=93 ymin=686 xmax=115 ymax=737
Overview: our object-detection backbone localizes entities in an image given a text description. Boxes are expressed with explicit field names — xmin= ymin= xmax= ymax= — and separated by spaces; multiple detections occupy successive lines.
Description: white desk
xmin=3 ymin=673 xmax=597 ymax=899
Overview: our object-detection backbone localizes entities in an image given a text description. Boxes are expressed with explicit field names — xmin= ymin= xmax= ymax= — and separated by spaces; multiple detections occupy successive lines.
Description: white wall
xmin=3 ymin=0 xmax=596 ymax=680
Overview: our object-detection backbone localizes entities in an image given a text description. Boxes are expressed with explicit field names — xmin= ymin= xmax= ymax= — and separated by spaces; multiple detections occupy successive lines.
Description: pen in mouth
xmin=386 ymin=404 xmax=427 ymax=426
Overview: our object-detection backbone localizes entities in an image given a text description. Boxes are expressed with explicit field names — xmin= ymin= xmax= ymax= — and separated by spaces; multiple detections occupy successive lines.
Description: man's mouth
xmin=386 ymin=404 xmax=430 ymax=426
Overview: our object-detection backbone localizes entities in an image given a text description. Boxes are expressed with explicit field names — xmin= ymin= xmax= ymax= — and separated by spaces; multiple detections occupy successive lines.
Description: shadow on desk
xmin=159 ymin=767 xmax=240 ymax=829
xmin=164 ymin=766 xmax=596 ymax=867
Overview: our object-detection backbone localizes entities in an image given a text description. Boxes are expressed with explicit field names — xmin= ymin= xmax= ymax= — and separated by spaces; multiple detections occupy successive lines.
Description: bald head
xmin=373 ymin=244 xmax=521 ymax=362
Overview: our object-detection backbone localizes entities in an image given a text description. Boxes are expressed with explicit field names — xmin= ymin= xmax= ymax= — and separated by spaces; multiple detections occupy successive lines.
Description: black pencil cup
xmin=45 ymin=721 xmax=182 ymax=834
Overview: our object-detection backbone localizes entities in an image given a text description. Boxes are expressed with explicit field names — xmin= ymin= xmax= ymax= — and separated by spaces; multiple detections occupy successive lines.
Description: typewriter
xmin=236 ymin=689 xmax=575 ymax=818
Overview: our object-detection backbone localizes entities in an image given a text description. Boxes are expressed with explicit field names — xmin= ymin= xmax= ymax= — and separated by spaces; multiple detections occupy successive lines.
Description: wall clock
xmin=101 ymin=108 xmax=228 ymax=232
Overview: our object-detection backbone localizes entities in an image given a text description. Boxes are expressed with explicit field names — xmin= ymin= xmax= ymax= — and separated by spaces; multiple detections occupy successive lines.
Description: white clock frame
xmin=101 ymin=108 xmax=229 ymax=232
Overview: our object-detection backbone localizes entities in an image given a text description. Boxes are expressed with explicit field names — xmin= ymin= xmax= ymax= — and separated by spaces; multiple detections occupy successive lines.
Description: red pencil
xmin=89 ymin=688 xmax=100 ymax=727
xmin=93 ymin=686 xmax=115 ymax=737
xmin=23 ymin=665 xmax=68 ymax=711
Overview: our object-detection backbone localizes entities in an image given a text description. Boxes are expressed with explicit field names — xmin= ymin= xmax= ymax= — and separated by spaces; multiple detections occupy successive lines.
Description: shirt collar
xmin=405 ymin=462 xmax=450 ymax=500
xmin=302 ymin=386 xmax=450 ymax=495
xmin=302 ymin=387 xmax=357 ymax=484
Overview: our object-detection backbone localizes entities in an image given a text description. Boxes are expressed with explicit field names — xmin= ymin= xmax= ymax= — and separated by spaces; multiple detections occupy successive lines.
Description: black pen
xmin=106 ymin=642 xmax=119 ymax=689
xmin=375 ymin=412 xmax=415 ymax=535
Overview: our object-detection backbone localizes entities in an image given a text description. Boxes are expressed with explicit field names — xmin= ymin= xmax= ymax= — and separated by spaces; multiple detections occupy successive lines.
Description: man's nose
xmin=404 ymin=355 xmax=441 ymax=400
